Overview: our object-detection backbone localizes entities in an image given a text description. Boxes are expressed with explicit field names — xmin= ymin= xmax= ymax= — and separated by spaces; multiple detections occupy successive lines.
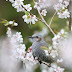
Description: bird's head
xmin=28 ymin=33 xmax=44 ymax=43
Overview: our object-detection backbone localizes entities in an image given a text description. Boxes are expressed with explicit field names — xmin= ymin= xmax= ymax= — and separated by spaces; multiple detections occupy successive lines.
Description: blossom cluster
xmin=25 ymin=47 xmax=39 ymax=65
xmin=54 ymin=66 xmax=64 ymax=72
xmin=6 ymin=0 xmax=38 ymax=24
xmin=34 ymin=1 xmax=47 ymax=16
xmin=52 ymin=29 xmax=68 ymax=49
xmin=6 ymin=20 xmax=39 ymax=65
xmin=22 ymin=14 xmax=38 ymax=24
xmin=54 ymin=0 xmax=70 ymax=18
xmin=6 ymin=0 xmax=48 ymax=24
xmin=6 ymin=21 xmax=26 ymax=61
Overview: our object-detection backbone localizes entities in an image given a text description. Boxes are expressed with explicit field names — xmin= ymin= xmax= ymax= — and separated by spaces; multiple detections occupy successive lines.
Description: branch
xmin=41 ymin=61 xmax=55 ymax=69
xmin=32 ymin=0 xmax=56 ymax=36
xmin=49 ymin=11 xmax=56 ymax=26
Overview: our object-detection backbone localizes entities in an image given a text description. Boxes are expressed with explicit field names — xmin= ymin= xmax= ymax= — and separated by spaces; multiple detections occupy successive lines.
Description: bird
xmin=28 ymin=33 xmax=54 ymax=66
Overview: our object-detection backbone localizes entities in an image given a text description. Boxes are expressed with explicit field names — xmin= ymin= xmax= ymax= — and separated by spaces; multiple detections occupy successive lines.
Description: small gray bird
xmin=28 ymin=33 xmax=53 ymax=65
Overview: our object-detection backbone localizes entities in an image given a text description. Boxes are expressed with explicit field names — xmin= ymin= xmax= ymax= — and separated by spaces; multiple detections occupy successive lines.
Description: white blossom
xmin=11 ymin=32 xmax=23 ymax=43
xmin=12 ymin=0 xmax=24 ymax=12
xmin=57 ymin=59 xmax=63 ymax=64
xmin=44 ymin=50 xmax=49 ymax=56
xmin=54 ymin=66 xmax=64 ymax=72
xmin=54 ymin=0 xmax=70 ymax=19
xmin=50 ymin=50 xmax=58 ymax=58
xmin=9 ymin=21 xmax=13 ymax=24
xmin=6 ymin=27 xmax=12 ymax=37
xmin=41 ymin=9 xmax=47 ymax=16
xmin=25 ymin=47 xmax=38 ymax=64
xmin=54 ymin=3 xmax=63 ymax=11
xmin=42 ymin=69 xmax=48 ymax=72
xmin=57 ymin=9 xmax=70 ymax=18
xmin=14 ymin=22 xmax=18 ymax=26
xmin=63 ymin=1 xmax=69 ymax=8
xmin=9 ymin=21 xmax=18 ymax=26
xmin=59 ymin=0 xmax=63 ymax=3
xmin=22 ymin=14 xmax=38 ymax=24
xmin=34 ymin=2 xmax=41 ymax=10
xmin=15 ymin=44 xmax=26 ymax=60
xmin=61 ymin=9 xmax=70 ymax=18
xmin=52 ymin=35 xmax=60 ymax=41
xmin=23 ymin=4 xmax=32 ymax=12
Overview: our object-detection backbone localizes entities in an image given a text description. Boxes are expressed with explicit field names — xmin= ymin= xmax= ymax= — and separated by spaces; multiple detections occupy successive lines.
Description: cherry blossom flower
xmin=12 ymin=0 xmax=24 ymax=12
xmin=11 ymin=32 xmax=23 ymax=43
xmin=25 ymin=47 xmax=38 ymax=64
xmin=6 ymin=27 xmax=12 ymax=37
xmin=63 ymin=1 xmax=69 ymax=8
xmin=57 ymin=9 xmax=70 ymax=18
xmin=34 ymin=2 xmax=41 ymax=10
xmin=9 ymin=21 xmax=18 ymax=26
xmin=50 ymin=50 xmax=58 ymax=58
xmin=41 ymin=9 xmax=47 ymax=16
xmin=54 ymin=66 xmax=64 ymax=72
xmin=15 ymin=44 xmax=26 ymax=60
xmin=44 ymin=50 xmax=49 ymax=56
xmin=23 ymin=4 xmax=32 ymax=12
xmin=57 ymin=59 xmax=63 ymax=64
xmin=22 ymin=14 xmax=38 ymax=24
xmin=42 ymin=69 xmax=48 ymax=72
xmin=59 ymin=0 xmax=63 ymax=3
xmin=54 ymin=3 xmax=63 ymax=11
xmin=54 ymin=0 xmax=70 ymax=19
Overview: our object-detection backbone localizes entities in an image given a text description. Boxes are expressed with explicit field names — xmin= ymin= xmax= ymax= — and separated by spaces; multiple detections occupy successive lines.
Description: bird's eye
xmin=36 ymin=36 xmax=38 ymax=38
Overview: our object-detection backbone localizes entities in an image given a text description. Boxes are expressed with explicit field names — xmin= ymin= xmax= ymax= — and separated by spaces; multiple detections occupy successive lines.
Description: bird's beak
xmin=27 ymin=36 xmax=33 ymax=38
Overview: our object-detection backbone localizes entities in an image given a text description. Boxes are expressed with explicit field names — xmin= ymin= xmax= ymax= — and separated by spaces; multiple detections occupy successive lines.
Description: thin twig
xmin=32 ymin=0 xmax=56 ymax=36
xmin=23 ymin=0 xmax=56 ymax=35
xmin=49 ymin=11 xmax=56 ymax=26
xmin=22 ymin=5 xmax=43 ymax=23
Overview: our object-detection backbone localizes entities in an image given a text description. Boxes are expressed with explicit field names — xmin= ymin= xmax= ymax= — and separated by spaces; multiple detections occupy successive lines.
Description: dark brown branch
xmin=69 ymin=0 xmax=71 ymax=32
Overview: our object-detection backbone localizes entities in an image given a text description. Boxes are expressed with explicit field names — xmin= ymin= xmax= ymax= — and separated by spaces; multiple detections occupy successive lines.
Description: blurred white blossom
xmin=11 ymin=32 xmax=23 ymax=43
xmin=34 ymin=2 xmax=41 ymax=10
xmin=57 ymin=59 xmax=63 ymax=64
xmin=9 ymin=21 xmax=18 ymax=26
xmin=54 ymin=0 xmax=70 ymax=19
xmin=41 ymin=9 xmax=47 ymax=16
xmin=6 ymin=27 xmax=12 ymax=37
xmin=25 ymin=47 xmax=39 ymax=65
xmin=12 ymin=0 xmax=25 ymax=12
xmin=44 ymin=50 xmax=49 ymax=56
xmin=57 ymin=9 xmax=70 ymax=18
xmin=54 ymin=66 xmax=64 ymax=72
xmin=50 ymin=50 xmax=58 ymax=58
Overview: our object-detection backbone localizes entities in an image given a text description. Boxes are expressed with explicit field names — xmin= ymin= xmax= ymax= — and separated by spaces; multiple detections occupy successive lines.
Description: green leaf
xmin=25 ymin=11 xmax=29 ymax=15
xmin=0 ymin=20 xmax=9 ymax=26
xmin=40 ymin=46 xmax=49 ymax=50
xmin=4 ymin=22 xmax=9 ymax=26
xmin=27 ymin=15 xmax=30 ymax=19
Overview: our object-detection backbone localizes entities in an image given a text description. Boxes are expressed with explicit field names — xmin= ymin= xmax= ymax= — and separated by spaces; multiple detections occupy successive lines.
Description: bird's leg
xmin=38 ymin=60 xmax=42 ymax=64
